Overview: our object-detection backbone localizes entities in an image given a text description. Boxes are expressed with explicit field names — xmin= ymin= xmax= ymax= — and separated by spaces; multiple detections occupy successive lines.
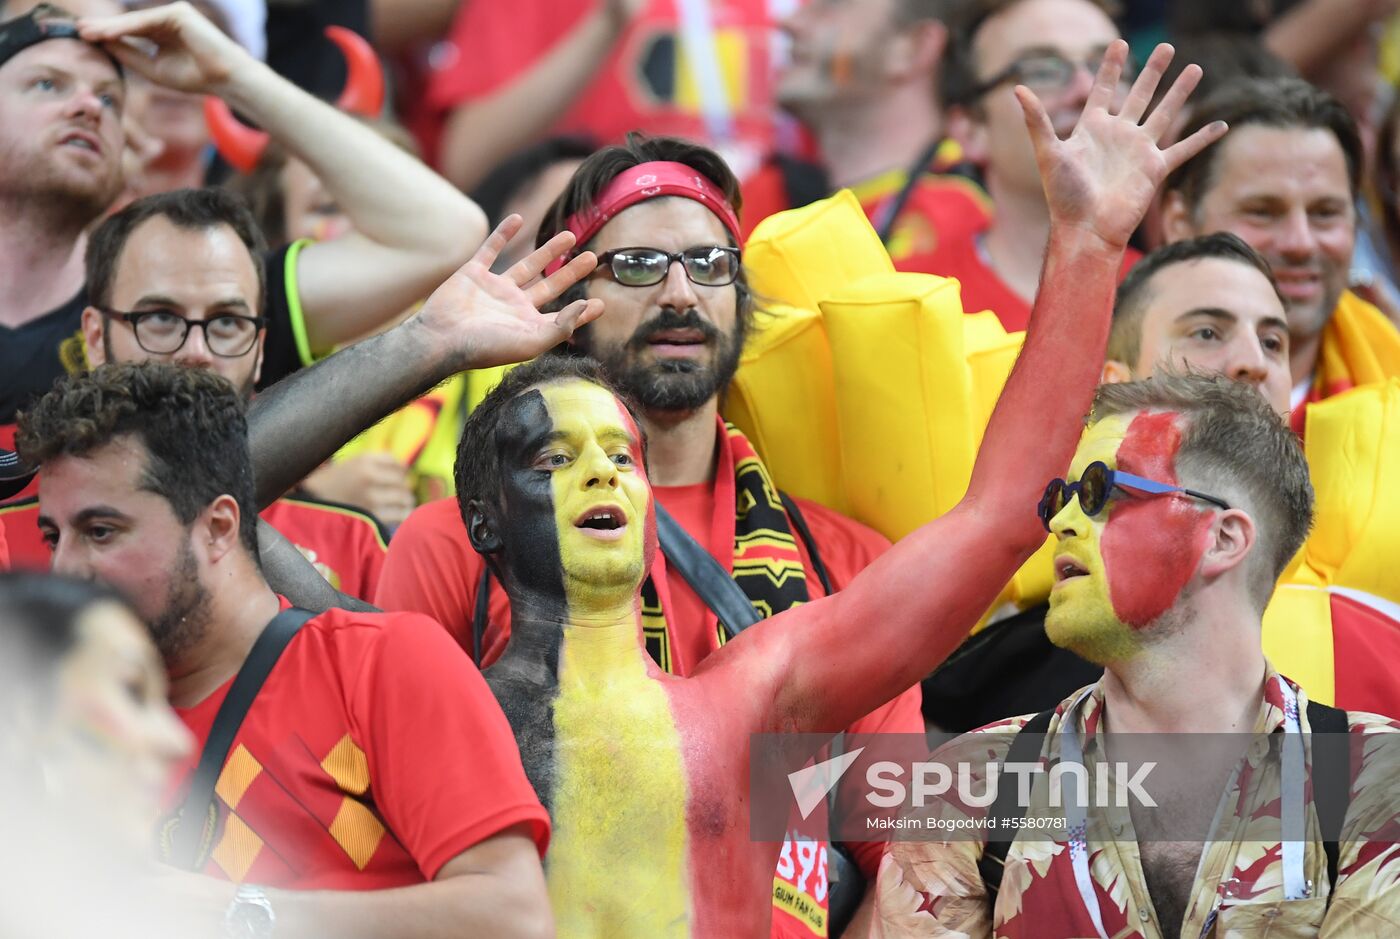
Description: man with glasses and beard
xmin=376 ymin=133 xmax=926 ymax=935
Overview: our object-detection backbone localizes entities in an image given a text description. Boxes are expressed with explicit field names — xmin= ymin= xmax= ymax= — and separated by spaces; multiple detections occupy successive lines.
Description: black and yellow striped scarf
xmin=640 ymin=422 xmax=810 ymax=672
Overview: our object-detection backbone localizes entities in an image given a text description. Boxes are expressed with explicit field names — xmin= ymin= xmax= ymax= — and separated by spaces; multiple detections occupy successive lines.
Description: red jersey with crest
xmin=163 ymin=601 xmax=548 ymax=887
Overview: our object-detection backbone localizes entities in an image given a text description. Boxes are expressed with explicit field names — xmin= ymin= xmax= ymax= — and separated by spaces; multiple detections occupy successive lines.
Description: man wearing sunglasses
xmin=878 ymin=372 xmax=1400 ymax=937
xmin=930 ymin=0 xmax=1139 ymax=332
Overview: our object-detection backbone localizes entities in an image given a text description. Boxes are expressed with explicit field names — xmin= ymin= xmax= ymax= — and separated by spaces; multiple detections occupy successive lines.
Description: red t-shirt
xmin=375 ymin=420 xmax=925 ymax=889
xmin=260 ymin=497 xmax=387 ymax=602
xmin=166 ymin=601 xmax=548 ymax=888
xmin=927 ymin=221 xmax=1141 ymax=333
xmin=418 ymin=0 xmax=781 ymax=174
xmin=0 ymin=495 xmax=387 ymax=602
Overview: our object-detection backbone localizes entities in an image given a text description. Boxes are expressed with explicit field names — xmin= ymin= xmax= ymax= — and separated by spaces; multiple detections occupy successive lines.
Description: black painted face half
xmin=489 ymin=381 xmax=654 ymax=621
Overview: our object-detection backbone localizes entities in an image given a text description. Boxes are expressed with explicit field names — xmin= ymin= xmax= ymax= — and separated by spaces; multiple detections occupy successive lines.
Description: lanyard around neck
xmin=1057 ymin=678 xmax=1308 ymax=939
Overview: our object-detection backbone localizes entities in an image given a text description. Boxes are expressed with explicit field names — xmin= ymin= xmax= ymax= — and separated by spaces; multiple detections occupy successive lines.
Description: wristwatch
xmin=223 ymin=884 xmax=275 ymax=939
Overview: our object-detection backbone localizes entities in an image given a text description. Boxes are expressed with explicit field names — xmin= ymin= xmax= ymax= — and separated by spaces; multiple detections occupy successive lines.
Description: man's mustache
xmin=625 ymin=308 xmax=721 ymax=352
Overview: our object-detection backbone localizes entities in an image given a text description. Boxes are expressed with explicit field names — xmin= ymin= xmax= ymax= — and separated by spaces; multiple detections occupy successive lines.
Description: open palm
xmin=415 ymin=217 xmax=605 ymax=372
xmin=1021 ymin=41 xmax=1227 ymax=250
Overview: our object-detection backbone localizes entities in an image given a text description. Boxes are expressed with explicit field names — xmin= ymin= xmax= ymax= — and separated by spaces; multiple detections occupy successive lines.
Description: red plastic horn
xmin=205 ymin=25 xmax=386 ymax=174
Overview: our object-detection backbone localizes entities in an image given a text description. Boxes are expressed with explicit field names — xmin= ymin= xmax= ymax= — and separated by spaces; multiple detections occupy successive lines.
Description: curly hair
xmin=1091 ymin=371 xmax=1312 ymax=610
xmin=16 ymin=362 xmax=260 ymax=559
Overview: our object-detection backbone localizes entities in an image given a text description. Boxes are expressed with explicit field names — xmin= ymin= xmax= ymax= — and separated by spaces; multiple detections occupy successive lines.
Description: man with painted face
xmin=1102 ymin=233 xmax=1400 ymax=721
xmin=875 ymin=373 xmax=1400 ymax=938
xmin=1160 ymin=76 xmax=1400 ymax=434
xmin=432 ymin=41 xmax=1222 ymax=938
xmin=385 ymin=132 xmax=929 ymax=937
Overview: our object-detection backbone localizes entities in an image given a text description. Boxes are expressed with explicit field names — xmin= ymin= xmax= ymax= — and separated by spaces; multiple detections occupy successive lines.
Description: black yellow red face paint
xmin=1045 ymin=411 xmax=1214 ymax=663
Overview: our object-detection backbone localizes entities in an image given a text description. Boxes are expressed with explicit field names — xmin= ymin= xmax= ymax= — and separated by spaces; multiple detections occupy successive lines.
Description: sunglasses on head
xmin=595 ymin=246 xmax=741 ymax=288
xmin=1037 ymin=461 xmax=1232 ymax=532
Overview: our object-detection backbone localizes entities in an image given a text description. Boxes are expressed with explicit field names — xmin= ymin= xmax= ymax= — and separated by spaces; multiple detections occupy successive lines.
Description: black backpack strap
xmin=472 ymin=566 xmax=492 ymax=665
xmin=777 ymin=492 xmax=834 ymax=597
xmin=1306 ymin=700 xmax=1352 ymax=892
xmin=655 ymin=500 xmax=762 ymax=639
xmin=169 ymin=607 xmax=313 ymax=869
xmin=977 ymin=708 xmax=1056 ymax=897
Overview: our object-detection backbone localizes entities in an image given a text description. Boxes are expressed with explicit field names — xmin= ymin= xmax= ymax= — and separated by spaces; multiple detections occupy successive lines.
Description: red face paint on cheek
xmin=1101 ymin=413 xmax=1213 ymax=628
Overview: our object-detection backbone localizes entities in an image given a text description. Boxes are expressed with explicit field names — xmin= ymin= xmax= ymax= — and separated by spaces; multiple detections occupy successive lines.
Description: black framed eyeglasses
xmin=1038 ymin=460 xmax=1231 ymax=532
xmin=973 ymin=50 xmax=1137 ymax=100
xmin=98 ymin=307 xmax=264 ymax=358
xmin=595 ymin=246 xmax=741 ymax=288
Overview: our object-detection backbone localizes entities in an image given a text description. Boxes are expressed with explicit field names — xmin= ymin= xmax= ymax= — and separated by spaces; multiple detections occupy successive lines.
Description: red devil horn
xmin=203 ymin=96 xmax=270 ymax=174
xmin=325 ymin=25 xmax=385 ymax=117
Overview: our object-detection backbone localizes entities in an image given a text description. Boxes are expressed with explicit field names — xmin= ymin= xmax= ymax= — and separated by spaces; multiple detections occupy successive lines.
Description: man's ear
xmin=1101 ymin=359 xmax=1134 ymax=384
xmin=81 ymin=306 xmax=107 ymax=367
xmin=197 ymin=494 xmax=244 ymax=565
xmin=1198 ymin=507 xmax=1255 ymax=582
xmin=466 ymin=500 xmax=502 ymax=555
xmin=947 ymin=106 xmax=988 ymax=168
xmin=1158 ymin=191 xmax=1196 ymax=245
xmin=886 ymin=20 xmax=947 ymax=81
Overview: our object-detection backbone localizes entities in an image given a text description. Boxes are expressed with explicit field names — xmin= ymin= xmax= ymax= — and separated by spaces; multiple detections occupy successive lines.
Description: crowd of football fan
xmin=2 ymin=0 xmax=1400 ymax=936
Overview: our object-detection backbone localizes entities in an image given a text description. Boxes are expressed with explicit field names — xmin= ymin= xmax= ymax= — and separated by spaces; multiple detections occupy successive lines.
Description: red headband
xmin=545 ymin=161 xmax=742 ymax=274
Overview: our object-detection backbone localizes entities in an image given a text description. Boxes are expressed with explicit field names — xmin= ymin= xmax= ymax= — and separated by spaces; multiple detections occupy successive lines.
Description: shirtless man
xmin=456 ymin=42 xmax=1222 ymax=936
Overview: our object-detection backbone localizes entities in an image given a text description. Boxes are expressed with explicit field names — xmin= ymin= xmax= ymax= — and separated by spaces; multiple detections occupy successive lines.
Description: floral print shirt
xmin=874 ymin=670 xmax=1400 ymax=938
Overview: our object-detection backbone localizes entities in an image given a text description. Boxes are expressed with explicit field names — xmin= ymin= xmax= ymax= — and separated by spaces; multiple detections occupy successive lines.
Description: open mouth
xmin=1054 ymin=556 xmax=1089 ymax=584
xmin=647 ymin=328 xmax=708 ymax=357
xmin=58 ymin=131 xmax=102 ymax=155
xmin=574 ymin=505 xmax=628 ymax=541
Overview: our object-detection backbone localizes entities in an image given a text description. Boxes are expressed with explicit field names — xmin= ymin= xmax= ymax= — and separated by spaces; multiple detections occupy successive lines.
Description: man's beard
xmin=0 ymin=142 xmax=121 ymax=234
xmin=580 ymin=307 xmax=747 ymax=413
xmin=147 ymin=539 xmax=214 ymax=664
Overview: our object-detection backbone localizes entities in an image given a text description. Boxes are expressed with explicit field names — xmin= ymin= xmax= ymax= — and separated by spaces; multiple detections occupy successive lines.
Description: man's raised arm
xmin=244 ymin=219 xmax=601 ymax=507
xmin=79 ymin=2 xmax=488 ymax=350
xmin=757 ymin=42 xmax=1228 ymax=732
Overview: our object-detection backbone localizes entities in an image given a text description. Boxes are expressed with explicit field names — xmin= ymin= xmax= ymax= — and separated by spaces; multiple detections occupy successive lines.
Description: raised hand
xmin=413 ymin=216 xmax=605 ymax=372
xmin=1020 ymin=40 xmax=1227 ymax=251
xmin=77 ymin=1 xmax=253 ymax=94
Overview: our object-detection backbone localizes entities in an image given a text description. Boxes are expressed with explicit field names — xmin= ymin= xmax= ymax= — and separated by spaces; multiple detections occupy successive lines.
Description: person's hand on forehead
xmin=74 ymin=0 xmax=248 ymax=94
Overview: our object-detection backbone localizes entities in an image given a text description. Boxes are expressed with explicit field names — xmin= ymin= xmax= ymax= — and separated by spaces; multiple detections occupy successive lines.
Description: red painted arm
xmin=752 ymin=226 xmax=1121 ymax=733
xmin=704 ymin=41 xmax=1226 ymax=733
